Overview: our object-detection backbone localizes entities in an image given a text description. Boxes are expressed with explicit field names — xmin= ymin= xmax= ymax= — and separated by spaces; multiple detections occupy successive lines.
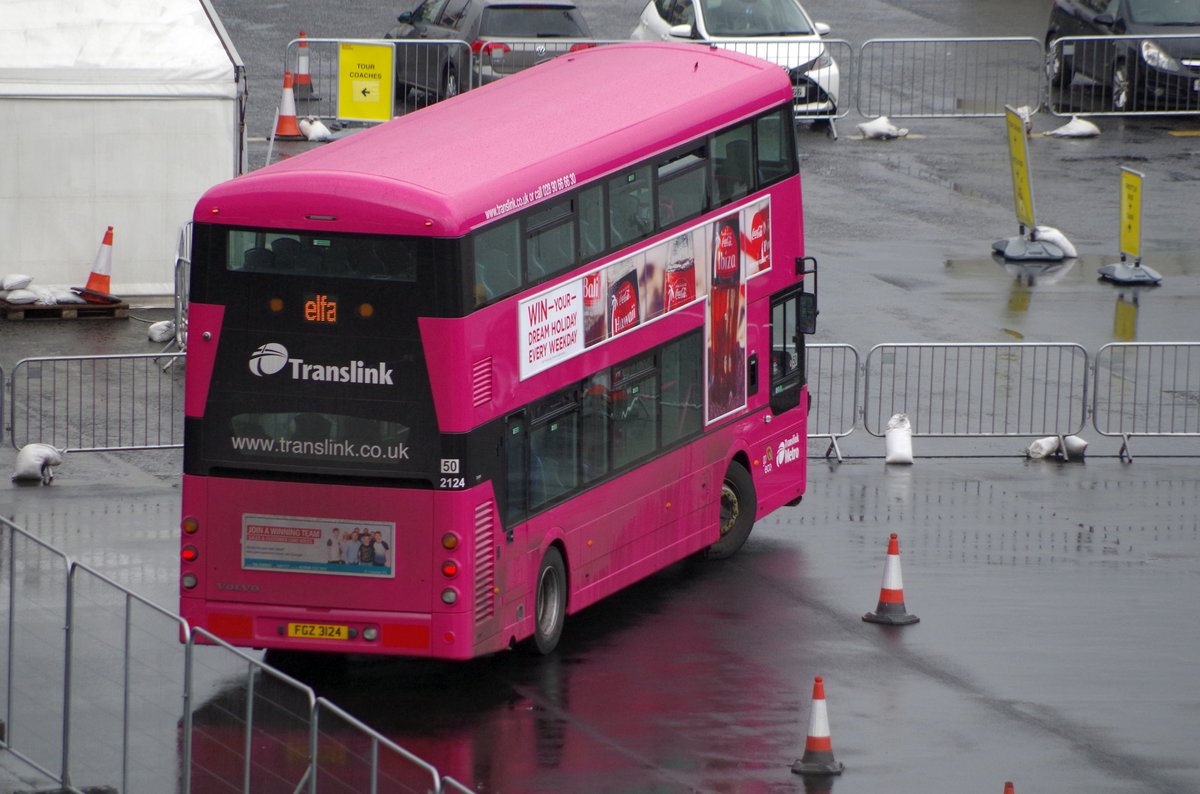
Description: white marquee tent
xmin=0 ymin=0 xmax=245 ymax=297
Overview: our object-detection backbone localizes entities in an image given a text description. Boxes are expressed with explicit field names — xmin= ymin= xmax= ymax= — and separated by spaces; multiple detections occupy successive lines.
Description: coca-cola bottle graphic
xmin=709 ymin=216 xmax=741 ymax=416
xmin=744 ymin=205 xmax=770 ymax=274
xmin=583 ymin=270 xmax=607 ymax=347
xmin=608 ymin=259 xmax=641 ymax=337
xmin=664 ymin=234 xmax=697 ymax=312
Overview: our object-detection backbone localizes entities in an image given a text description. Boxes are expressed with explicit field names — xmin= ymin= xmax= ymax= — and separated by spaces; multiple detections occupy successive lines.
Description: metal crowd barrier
xmin=171 ymin=222 xmax=192 ymax=356
xmin=0 ymin=364 xmax=5 ymax=445
xmin=806 ymin=343 xmax=860 ymax=461
xmin=1046 ymin=34 xmax=1200 ymax=117
xmin=1093 ymin=342 xmax=1200 ymax=461
xmin=0 ymin=517 xmax=475 ymax=794
xmin=8 ymin=353 xmax=185 ymax=452
xmin=857 ymin=36 xmax=1044 ymax=118
xmin=861 ymin=343 xmax=1090 ymax=438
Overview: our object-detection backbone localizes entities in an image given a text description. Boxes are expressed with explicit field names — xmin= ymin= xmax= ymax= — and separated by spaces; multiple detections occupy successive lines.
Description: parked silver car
xmin=385 ymin=0 xmax=593 ymax=100
xmin=630 ymin=0 xmax=839 ymax=116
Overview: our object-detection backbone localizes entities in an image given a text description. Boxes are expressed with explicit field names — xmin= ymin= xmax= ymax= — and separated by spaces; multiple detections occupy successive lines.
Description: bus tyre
xmin=533 ymin=546 xmax=566 ymax=654
xmin=708 ymin=461 xmax=757 ymax=560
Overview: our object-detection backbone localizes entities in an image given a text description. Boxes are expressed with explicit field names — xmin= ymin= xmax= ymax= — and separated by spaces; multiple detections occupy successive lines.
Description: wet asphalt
xmin=4 ymin=0 xmax=1200 ymax=790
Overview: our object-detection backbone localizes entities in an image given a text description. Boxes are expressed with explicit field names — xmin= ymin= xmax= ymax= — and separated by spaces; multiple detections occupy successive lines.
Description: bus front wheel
xmin=708 ymin=461 xmax=757 ymax=560
xmin=533 ymin=546 xmax=566 ymax=654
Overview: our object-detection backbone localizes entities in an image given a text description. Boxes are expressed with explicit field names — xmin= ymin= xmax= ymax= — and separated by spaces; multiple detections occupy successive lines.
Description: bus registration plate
xmin=287 ymin=622 xmax=349 ymax=640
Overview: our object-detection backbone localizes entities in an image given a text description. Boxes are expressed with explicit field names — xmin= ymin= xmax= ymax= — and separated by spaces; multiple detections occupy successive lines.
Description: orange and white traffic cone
xmin=791 ymin=676 xmax=844 ymax=776
xmin=75 ymin=226 xmax=119 ymax=304
xmin=273 ymin=71 xmax=304 ymax=140
xmin=294 ymin=32 xmax=317 ymax=100
xmin=863 ymin=532 xmax=920 ymax=625
xmin=1004 ymin=783 xmax=1015 ymax=794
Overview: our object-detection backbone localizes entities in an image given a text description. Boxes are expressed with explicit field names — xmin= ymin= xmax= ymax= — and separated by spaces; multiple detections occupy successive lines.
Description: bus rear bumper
xmin=181 ymin=600 xmax=483 ymax=659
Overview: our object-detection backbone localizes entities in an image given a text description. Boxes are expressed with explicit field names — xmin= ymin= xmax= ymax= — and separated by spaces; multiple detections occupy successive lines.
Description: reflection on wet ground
xmin=180 ymin=459 xmax=1199 ymax=793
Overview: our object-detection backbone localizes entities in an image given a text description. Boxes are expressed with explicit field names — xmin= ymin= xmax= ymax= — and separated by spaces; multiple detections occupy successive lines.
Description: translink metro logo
xmin=248 ymin=343 xmax=395 ymax=386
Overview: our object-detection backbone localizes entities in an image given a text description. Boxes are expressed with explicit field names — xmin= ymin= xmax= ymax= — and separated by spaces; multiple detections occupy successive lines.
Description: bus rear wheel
xmin=533 ymin=546 xmax=566 ymax=654
xmin=707 ymin=461 xmax=756 ymax=560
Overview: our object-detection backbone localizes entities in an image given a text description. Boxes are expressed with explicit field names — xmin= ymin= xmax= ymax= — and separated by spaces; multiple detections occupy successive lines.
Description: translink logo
xmin=248 ymin=343 xmax=394 ymax=386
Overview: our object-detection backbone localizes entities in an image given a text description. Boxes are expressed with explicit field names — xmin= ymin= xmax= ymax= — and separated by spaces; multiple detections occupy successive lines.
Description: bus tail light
xmin=441 ymin=588 xmax=459 ymax=605
xmin=181 ymin=545 xmax=199 ymax=563
xmin=182 ymin=516 xmax=199 ymax=534
xmin=181 ymin=573 xmax=198 ymax=589
xmin=441 ymin=532 xmax=459 ymax=550
xmin=441 ymin=560 xmax=459 ymax=578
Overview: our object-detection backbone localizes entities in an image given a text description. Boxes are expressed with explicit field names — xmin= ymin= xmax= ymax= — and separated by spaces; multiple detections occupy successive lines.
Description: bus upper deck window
xmin=474 ymin=220 xmax=521 ymax=306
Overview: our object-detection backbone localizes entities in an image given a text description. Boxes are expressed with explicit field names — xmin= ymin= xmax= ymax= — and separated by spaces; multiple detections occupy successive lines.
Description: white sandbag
xmin=49 ymin=287 xmax=87 ymax=304
xmin=3 ymin=288 xmax=38 ymax=304
xmin=2 ymin=273 xmax=33 ymax=290
xmin=1062 ymin=435 xmax=1088 ymax=458
xmin=885 ymin=413 xmax=914 ymax=464
xmin=1045 ymin=116 xmax=1100 ymax=138
xmin=31 ymin=286 xmax=57 ymax=305
xmin=148 ymin=320 xmax=176 ymax=343
xmin=12 ymin=444 xmax=66 ymax=483
xmin=1026 ymin=436 xmax=1060 ymax=459
xmin=1032 ymin=226 xmax=1077 ymax=258
xmin=857 ymin=116 xmax=909 ymax=140
xmin=299 ymin=116 xmax=333 ymax=142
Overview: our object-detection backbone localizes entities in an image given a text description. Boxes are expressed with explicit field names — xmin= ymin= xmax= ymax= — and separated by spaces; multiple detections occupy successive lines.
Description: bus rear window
xmin=228 ymin=230 xmax=419 ymax=281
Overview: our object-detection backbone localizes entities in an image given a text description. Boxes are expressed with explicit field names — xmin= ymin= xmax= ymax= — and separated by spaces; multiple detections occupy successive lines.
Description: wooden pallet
xmin=0 ymin=299 xmax=130 ymax=320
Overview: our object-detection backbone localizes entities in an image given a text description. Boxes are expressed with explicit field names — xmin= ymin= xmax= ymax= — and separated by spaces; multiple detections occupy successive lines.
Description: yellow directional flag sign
xmin=1005 ymin=106 xmax=1036 ymax=229
xmin=337 ymin=42 xmax=394 ymax=123
xmin=1119 ymin=167 xmax=1144 ymax=260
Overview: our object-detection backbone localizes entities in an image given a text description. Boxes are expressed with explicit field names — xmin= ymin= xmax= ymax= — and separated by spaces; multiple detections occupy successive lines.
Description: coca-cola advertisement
xmin=742 ymin=199 xmax=771 ymax=276
xmin=664 ymin=233 xmax=698 ymax=312
xmin=708 ymin=213 xmax=746 ymax=422
xmin=608 ymin=257 xmax=641 ymax=337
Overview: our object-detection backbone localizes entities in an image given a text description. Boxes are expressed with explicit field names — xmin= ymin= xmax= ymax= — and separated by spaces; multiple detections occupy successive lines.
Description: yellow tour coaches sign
xmin=338 ymin=42 xmax=394 ymax=123
xmin=1119 ymin=166 xmax=1144 ymax=261
xmin=1005 ymin=106 xmax=1035 ymax=229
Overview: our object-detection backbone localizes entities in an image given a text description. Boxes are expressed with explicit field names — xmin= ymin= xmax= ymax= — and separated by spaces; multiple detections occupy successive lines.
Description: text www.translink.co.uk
xmin=231 ymin=435 xmax=410 ymax=461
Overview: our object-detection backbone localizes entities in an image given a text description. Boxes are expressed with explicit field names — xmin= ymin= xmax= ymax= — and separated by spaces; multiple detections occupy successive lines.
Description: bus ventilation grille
xmin=473 ymin=500 xmax=496 ymax=622
xmin=472 ymin=357 xmax=494 ymax=406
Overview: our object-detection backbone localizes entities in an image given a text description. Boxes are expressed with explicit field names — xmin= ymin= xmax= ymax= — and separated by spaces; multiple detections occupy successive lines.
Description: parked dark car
xmin=384 ymin=0 xmax=593 ymax=100
xmin=1046 ymin=0 xmax=1200 ymax=111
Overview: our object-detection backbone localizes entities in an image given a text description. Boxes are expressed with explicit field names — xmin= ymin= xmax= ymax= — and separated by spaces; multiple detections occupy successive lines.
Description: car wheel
xmin=1046 ymin=33 xmax=1073 ymax=87
xmin=532 ymin=546 xmax=566 ymax=655
xmin=706 ymin=460 xmax=757 ymax=560
xmin=441 ymin=65 xmax=459 ymax=100
xmin=1111 ymin=59 xmax=1135 ymax=112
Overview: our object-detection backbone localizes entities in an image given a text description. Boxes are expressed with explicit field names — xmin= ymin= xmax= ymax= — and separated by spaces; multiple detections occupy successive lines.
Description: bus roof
xmin=195 ymin=42 xmax=793 ymax=236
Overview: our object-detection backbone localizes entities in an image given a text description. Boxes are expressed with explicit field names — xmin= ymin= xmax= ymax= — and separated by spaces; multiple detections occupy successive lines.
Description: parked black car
xmin=385 ymin=0 xmax=594 ymax=100
xmin=1046 ymin=0 xmax=1200 ymax=111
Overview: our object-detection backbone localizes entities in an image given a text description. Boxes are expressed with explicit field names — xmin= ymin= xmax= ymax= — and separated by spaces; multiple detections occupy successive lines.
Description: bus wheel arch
xmin=532 ymin=543 xmax=568 ymax=654
xmin=707 ymin=455 xmax=757 ymax=560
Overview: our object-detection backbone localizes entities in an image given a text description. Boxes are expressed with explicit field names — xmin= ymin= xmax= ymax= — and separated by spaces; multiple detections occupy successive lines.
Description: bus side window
xmin=611 ymin=374 xmax=659 ymax=469
xmin=474 ymin=220 xmax=521 ymax=306
xmin=714 ymin=125 xmax=753 ymax=204
xmin=504 ymin=417 xmax=528 ymax=531
xmin=756 ymin=107 xmax=797 ymax=184
xmin=661 ymin=331 xmax=703 ymax=445
xmin=581 ymin=371 xmax=610 ymax=482
xmin=608 ymin=166 xmax=652 ymax=247
xmin=578 ymin=184 xmax=606 ymax=260
xmin=530 ymin=414 xmax=579 ymax=509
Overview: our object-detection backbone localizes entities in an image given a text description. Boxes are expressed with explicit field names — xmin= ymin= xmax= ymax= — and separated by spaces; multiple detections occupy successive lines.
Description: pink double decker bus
xmin=180 ymin=42 xmax=817 ymax=660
